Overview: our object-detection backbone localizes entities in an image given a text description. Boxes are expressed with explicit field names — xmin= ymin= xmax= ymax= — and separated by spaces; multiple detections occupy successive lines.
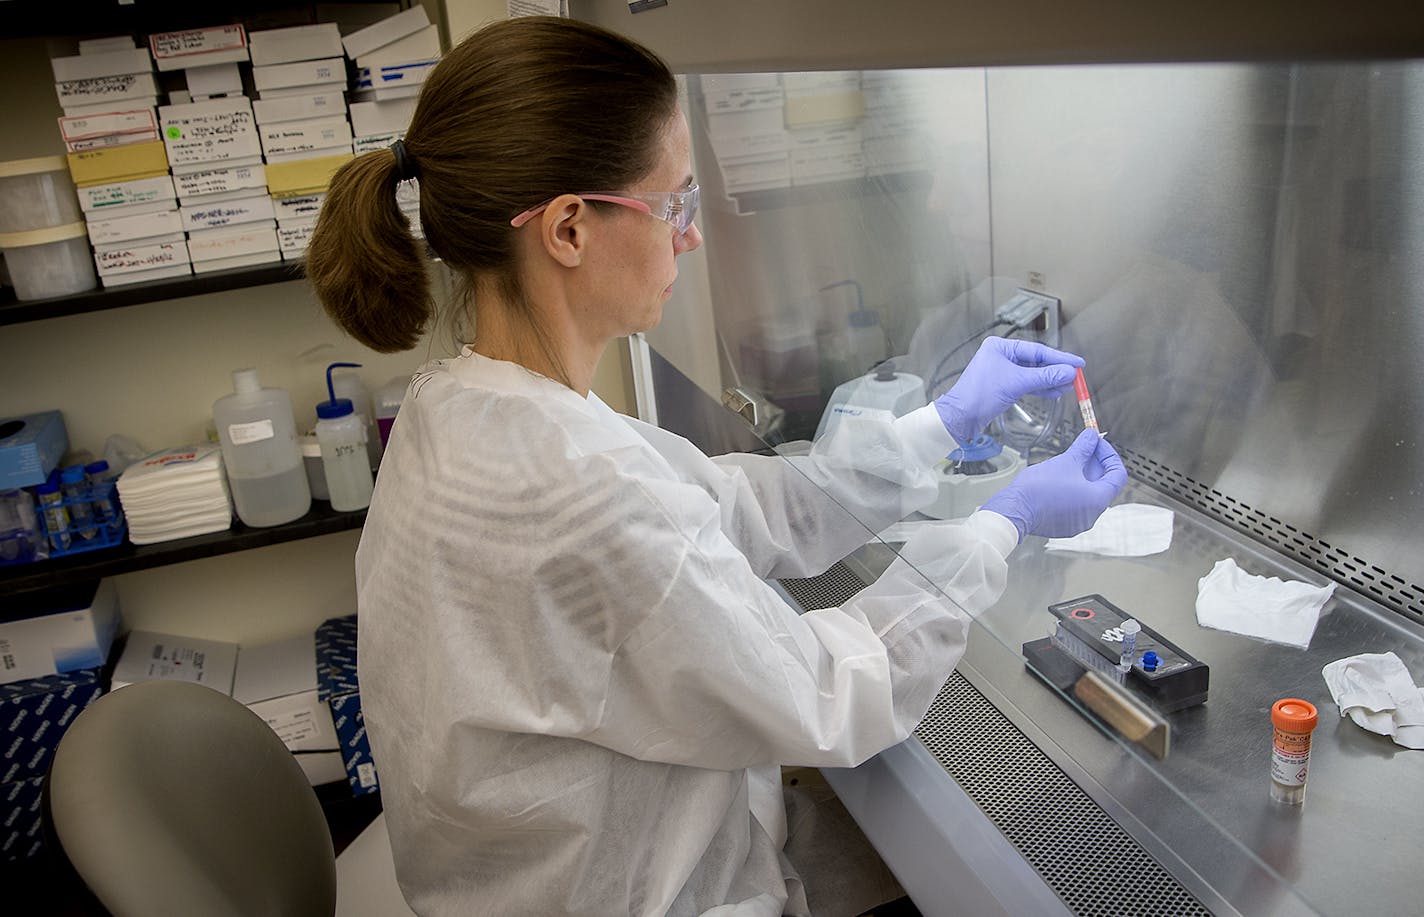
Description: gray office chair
xmin=44 ymin=679 xmax=337 ymax=917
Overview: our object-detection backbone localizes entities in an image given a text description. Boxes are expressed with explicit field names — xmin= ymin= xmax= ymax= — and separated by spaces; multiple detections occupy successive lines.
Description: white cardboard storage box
xmin=252 ymin=57 xmax=345 ymax=93
xmin=50 ymin=48 xmax=154 ymax=83
xmin=253 ymin=90 xmax=347 ymax=125
xmin=248 ymin=23 xmax=343 ymax=68
xmin=174 ymin=163 xmax=267 ymax=201
xmin=111 ymin=630 xmax=238 ymax=694
xmin=342 ymin=5 xmax=430 ymax=60
xmin=77 ymin=174 xmax=176 ymax=213
xmin=348 ymin=98 xmax=417 ymax=138
xmin=232 ymin=632 xmax=346 ymax=786
xmin=159 ymin=98 xmax=261 ymax=169
xmin=354 ymin=24 xmax=440 ymax=70
xmin=149 ymin=25 xmax=249 ymax=72
xmin=85 ymin=207 xmax=182 ymax=245
xmin=186 ymin=221 xmax=279 ymax=262
xmin=56 ymin=72 xmax=159 ymax=110
xmin=179 ymin=193 xmax=275 ymax=231
xmin=0 ymin=579 xmax=120 ymax=686
xmin=185 ymin=62 xmax=243 ymax=97
xmin=259 ymin=116 xmax=353 ymax=159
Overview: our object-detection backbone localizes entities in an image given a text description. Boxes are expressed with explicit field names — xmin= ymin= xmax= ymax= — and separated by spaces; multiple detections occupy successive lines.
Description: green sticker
xmin=166 ymin=126 xmax=182 ymax=139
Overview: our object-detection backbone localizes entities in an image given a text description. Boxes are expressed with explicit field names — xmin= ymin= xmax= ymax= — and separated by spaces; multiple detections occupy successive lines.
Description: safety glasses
xmin=510 ymin=185 xmax=700 ymax=236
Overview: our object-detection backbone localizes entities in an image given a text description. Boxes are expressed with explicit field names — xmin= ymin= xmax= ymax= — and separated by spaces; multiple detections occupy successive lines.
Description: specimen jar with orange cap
xmin=1270 ymin=697 xmax=1319 ymax=804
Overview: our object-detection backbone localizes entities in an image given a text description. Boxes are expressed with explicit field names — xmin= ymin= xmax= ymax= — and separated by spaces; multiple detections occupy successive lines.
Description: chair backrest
xmin=45 ymin=679 xmax=337 ymax=917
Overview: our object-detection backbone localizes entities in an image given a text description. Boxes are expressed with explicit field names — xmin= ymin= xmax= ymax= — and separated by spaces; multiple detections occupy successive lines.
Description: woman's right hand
xmin=980 ymin=428 xmax=1127 ymax=541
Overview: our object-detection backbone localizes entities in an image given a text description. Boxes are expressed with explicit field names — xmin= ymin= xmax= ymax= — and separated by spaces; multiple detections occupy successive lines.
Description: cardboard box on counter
xmin=233 ymin=632 xmax=346 ymax=786
xmin=1 ymin=668 xmax=105 ymax=862
xmin=0 ymin=581 xmax=117 ymax=687
xmin=111 ymin=630 xmax=238 ymax=694
xmin=315 ymin=615 xmax=378 ymax=796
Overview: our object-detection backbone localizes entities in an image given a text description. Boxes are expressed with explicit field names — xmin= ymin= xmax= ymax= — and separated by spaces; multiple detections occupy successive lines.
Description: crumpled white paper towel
xmin=1321 ymin=652 xmax=1424 ymax=749
xmin=1194 ymin=558 xmax=1335 ymax=648
xmin=1044 ymin=503 xmax=1174 ymax=556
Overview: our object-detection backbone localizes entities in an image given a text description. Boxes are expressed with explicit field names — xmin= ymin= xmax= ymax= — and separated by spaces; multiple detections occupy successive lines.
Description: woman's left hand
xmin=933 ymin=336 xmax=1084 ymax=445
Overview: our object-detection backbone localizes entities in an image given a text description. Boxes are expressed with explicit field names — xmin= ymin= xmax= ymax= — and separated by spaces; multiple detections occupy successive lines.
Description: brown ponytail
xmin=306 ymin=16 xmax=677 ymax=353
xmin=306 ymin=149 xmax=429 ymax=353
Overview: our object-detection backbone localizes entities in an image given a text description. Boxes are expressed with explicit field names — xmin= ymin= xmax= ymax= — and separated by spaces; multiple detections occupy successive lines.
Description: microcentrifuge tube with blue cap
xmin=1119 ymin=618 xmax=1141 ymax=672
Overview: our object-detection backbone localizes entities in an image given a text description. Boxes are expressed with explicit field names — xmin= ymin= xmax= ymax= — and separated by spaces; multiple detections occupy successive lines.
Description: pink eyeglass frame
xmin=509 ymin=185 xmax=700 ymax=235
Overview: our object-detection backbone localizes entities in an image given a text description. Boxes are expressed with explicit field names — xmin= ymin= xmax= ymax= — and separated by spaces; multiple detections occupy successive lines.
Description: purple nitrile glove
xmin=933 ymin=337 xmax=1084 ymax=446
xmin=981 ymin=428 xmax=1128 ymax=542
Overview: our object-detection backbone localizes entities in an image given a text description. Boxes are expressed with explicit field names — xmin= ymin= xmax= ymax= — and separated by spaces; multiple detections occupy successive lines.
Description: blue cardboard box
xmin=1 ymin=776 xmax=45 ymax=862
xmin=314 ymin=615 xmax=378 ymax=797
xmin=0 ymin=411 xmax=68 ymax=491
xmin=1 ymin=668 xmax=104 ymax=786
xmin=0 ymin=667 xmax=104 ymax=861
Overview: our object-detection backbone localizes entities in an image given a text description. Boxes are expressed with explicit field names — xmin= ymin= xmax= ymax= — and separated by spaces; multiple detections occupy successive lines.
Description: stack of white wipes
xmin=116 ymin=444 xmax=233 ymax=544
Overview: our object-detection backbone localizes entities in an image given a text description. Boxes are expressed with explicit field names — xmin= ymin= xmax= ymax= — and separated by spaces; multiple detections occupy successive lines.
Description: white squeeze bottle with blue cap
xmin=315 ymin=362 xmax=374 ymax=512
xmin=213 ymin=368 xmax=311 ymax=527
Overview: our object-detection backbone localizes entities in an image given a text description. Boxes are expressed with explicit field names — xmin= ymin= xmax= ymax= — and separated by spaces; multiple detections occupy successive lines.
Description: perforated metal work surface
xmin=778 ymin=562 xmax=869 ymax=614
xmin=778 ymin=563 xmax=1212 ymax=917
xmin=916 ymin=676 xmax=1210 ymax=917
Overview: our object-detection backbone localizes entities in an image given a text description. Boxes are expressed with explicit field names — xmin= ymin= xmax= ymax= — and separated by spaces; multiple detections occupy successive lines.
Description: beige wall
xmin=3 ymin=4 xmax=633 ymax=645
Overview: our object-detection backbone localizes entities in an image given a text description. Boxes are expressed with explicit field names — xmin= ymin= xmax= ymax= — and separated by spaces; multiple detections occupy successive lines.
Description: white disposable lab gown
xmin=356 ymin=352 xmax=1019 ymax=917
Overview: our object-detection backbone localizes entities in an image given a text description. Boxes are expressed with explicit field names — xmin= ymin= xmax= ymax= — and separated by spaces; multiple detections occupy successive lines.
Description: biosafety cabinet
xmin=572 ymin=2 xmax=1424 ymax=915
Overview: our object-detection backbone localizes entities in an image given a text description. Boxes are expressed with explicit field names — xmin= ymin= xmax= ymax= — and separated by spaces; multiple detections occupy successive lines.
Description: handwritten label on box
xmin=278 ymin=220 xmax=317 ymax=253
xmin=150 ymin=25 xmax=247 ymax=61
xmin=96 ymin=243 xmax=185 ymax=275
xmin=57 ymin=73 xmax=156 ymax=104
xmin=274 ymin=195 xmax=324 ymax=221
xmin=174 ymin=165 xmax=265 ymax=199
xmin=161 ymin=106 xmax=261 ymax=166
xmin=59 ymin=109 xmax=158 ymax=141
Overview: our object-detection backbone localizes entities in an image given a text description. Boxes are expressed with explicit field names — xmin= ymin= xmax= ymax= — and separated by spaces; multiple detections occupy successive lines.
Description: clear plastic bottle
xmin=35 ymin=472 xmax=71 ymax=552
xmin=213 ymin=368 xmax=311 ymax=527
xmin=315 ymin=363 xmax=375 ymax=512
xmin=329 ymin=363 xmax=382 ymax=472
xmin=846 ymin=307 xmax=888 ymax=375
xmin=60 ymin=464 xmax=97 ymax=540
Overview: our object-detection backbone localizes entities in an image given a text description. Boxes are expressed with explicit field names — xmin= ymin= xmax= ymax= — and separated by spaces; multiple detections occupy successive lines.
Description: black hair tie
xmin=391 ymin=139 xmax=419 ymax=182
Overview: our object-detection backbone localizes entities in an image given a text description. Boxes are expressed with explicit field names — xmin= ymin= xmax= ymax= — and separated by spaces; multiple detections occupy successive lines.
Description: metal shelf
xmin=0 ymin=501 xmax=365 ymax=616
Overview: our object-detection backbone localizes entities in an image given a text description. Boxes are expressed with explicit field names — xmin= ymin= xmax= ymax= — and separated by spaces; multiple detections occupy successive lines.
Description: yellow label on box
xmin=265 ymin=153 xmax=353 ymax=198
xmin=66 ymin=140 xmax=170 ymax=187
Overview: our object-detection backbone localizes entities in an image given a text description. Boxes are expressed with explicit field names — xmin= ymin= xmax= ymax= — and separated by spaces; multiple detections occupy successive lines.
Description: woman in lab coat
xmin=306 ymin=16 xmax=1124 ymax=917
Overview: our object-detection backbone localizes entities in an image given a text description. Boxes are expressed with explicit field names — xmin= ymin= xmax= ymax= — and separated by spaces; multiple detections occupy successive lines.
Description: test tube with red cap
xmin=1073 ymin=367 xmax=1098 ymax=432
